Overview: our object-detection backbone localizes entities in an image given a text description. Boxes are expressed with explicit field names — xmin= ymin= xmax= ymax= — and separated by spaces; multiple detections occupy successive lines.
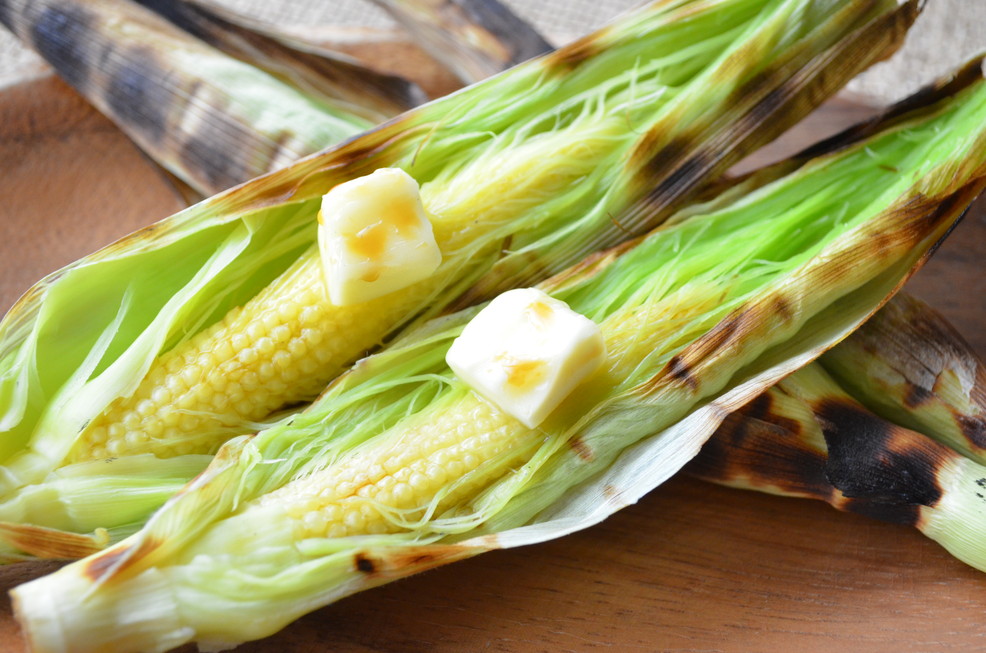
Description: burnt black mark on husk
xmin=732 ymin=392 xmax=780 ymax=446
xmin=106 ymin=47 xmax=170 ymax=143
xmin=647 ymin=150 xmax=718 ymax=213
xmin=771 ymin=296 xmax=794 ymax=325
xmin=133 ymin=0 xmax=210 ymax=42
xmin=700 ymin=308 xmax=753 ymax=352
xmin=634 ymin=69 xmax=799 ymax=217
xmin=331 ymin=120 xmax=410 ymax=171
xmin=838 ymin=496 xmax=921 ymax=525
xmin=770 ymin=2 xmax=935 ymax=164
xmin=646 ymin=308 xmax=759 ymax=396
xmin=354 ymin=553 xmax=376 ymax=574
xmin=174 ymin=78 xmax=256 ymax=191
xmin=960 ymin=415 xmax=986 ymax=450
xmin=902 ymin=381 xmax=934 ymax=409
xmin=816 ymin=398 xmax=945 ymax=525
xmin=726 ymin=67 xmax=791 ymax=138
xmin=635 ymin=133 xmax=717 ymax=217
xmin=31 ymin=5 xmax=94 ymax=88
xmin=860 ymin=186 xmax=982 ymax=271
xmin=179 ymin=126 xmax=245 ymax=192
xmin=665 ymin=354 xmax=699 ymax=391
xmin=686 ymin=393 xmax=832 ymax=500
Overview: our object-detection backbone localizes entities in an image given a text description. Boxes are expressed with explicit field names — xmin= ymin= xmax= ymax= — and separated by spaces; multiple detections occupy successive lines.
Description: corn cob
xmin=821 ymin=292 xmax=986 ymax=462
xmin=0 ymin=0 xmax=916 ymax=557
xmin=15 ymin=63 xmax=986 ymax=652
xmin=686 ymin=352 xmax=986 ymax=574
xmin=0 ymin=0 xmax=380 ymax=195
xmin=369 ymin=0 xmax=553 ymax=82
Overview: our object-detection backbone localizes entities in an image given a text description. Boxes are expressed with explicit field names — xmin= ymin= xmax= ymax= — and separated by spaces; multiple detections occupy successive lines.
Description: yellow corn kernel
xmin=257 ymin=393 xmax=535 ymax=539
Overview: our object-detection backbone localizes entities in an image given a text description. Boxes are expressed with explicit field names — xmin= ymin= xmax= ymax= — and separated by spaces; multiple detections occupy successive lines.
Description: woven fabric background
xmin=1 ymin=0 xmax=983 ymax=102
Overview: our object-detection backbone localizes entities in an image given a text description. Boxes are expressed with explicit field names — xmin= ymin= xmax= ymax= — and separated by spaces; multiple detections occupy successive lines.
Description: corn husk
xmin=0 ymin=0 xmax=384 ymax=195
xmin=821 ymin=293 xmax=986 ymax=461
xmin=369 ymin=0 xmax=554 ymax=82
xmin=0 ymin=0 xmax=917 ymax=561
xmin=133 ymin=0 xmax=427 ymax=120
xmin=687 ymin=346 xmax=986 ymax=574
xmin=12 ymin=57 xmax=986 ymax=652
xmin=226 ymin=21 xmax=463 ymax=97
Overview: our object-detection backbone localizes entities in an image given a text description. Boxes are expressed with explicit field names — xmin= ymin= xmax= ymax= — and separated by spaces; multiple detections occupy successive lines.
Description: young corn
xmin=14 ymin=59 xmax=986 ymax=653
xmin=0 ymin=0 xmax=923 ymax=560
xmin=267 ymin=393 xmax=531 ymax=539
xmin=247 ymin=286 xmax=714 ymax=542
xmin=52 ymin=0 xmax=919 ymax=466
xmin=69 ymin=254 xmax=337 ymax=461
xmin=67 ymin=120 xmax=619 ymax=462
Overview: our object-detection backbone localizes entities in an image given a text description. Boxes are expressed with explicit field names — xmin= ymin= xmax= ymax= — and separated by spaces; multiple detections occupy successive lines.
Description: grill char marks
xmin=815 ymin=398 xmax=951 ymax=526
xmin=105 ymin=46 xmax=170 ymax=143
xmin=822 ymin=292 xmax=986 ymax=453
xmin=800 ymin=53 xmax=986 ymax=165
xmin=686 ymin=392 xmax=833 ymax=501
xmin=82 ymin=537 xmax=160 ymax=583
xmin=643 ymin=303 xmax=760 ymax=398
xmin=636 ymin=139 xmax=718 ymax=227
xmin=902 ymin=381 xmax=934 ymax=409
xmin=543 ymin=28 xmax=608 ymax=74
xmin=29 ymin=5 xmax=94 ymax=88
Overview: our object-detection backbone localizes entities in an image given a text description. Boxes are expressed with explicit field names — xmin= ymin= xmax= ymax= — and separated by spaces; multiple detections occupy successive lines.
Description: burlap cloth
xmin=1 ymin=0 xmax=983 ymax=103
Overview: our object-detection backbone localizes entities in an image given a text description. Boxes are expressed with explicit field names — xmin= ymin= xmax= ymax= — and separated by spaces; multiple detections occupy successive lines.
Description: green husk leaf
xmin=13 ymin=58 xmax=986 ymax=652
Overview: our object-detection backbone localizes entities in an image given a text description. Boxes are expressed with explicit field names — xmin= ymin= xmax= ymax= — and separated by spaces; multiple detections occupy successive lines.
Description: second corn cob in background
xmin=0 ymin=0 xmax=398 ymax=196
xmin=686 ymin=294 xmax=986 ymax=572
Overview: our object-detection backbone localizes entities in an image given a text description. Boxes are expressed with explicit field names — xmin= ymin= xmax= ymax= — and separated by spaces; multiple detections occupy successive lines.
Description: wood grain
xmin=0 ymin=75 xmax=983 ymax=653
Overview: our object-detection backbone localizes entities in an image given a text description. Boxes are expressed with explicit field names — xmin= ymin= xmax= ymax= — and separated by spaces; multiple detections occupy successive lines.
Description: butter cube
xmin=318 ymin=168 xmax=442 ymax=306
xmin=446 ymin=288 xmax=606 ymax=429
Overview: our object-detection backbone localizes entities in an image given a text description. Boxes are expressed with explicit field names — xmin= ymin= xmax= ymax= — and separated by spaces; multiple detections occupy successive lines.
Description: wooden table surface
xmin=0 ymin=73 xmax=983 ymax=653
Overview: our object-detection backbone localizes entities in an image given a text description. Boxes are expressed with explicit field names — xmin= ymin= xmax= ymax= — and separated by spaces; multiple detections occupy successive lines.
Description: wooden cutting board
xmin=0 ymin=73 xmax=984 ymax=653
